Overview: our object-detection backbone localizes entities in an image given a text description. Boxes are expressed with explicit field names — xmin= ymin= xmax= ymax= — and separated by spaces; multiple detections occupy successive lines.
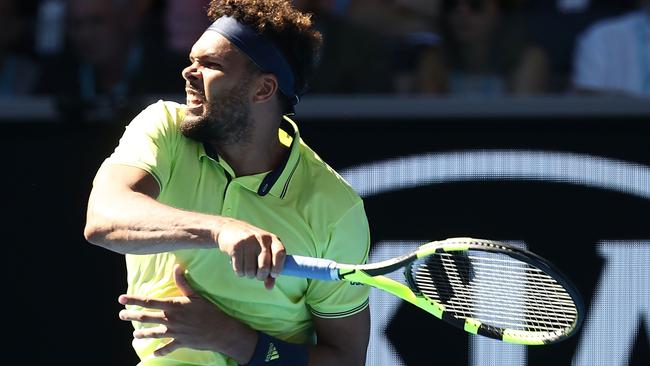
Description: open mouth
xmin=185 ymin=89 xmax=205 ymax=114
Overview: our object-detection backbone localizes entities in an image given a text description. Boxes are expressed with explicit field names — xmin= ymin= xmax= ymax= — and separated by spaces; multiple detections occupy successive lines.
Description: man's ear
xmin=252 ymin=74 xmax=279 ymax=104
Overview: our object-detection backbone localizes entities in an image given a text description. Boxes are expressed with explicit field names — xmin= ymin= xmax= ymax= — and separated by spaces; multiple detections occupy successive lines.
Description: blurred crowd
xmin=1 ymin=0 xmax=649 ymax=121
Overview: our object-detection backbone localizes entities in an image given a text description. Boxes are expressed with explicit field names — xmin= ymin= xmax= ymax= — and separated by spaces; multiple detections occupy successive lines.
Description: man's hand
xmin=118 ymin=264 xmax=257 ymax=363
xmin=216 ymin=220 xmax=286 ymax=290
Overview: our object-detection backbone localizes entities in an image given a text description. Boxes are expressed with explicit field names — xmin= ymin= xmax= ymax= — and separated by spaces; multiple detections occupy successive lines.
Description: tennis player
xmin=83 ymin=0 xmax=371 ymax=365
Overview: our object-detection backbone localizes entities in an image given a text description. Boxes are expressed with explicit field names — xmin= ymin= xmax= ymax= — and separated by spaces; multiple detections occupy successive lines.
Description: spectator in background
xmin=165 ymin=0 xmax=211 ymax=54
xmin=341 ymin=0 xmax=442 ymax=93
xmin=293 ymin=0 xmax=394 ymax=93
xmin=346 ymin=0 xmax=438 ymax=38
xmin=415 ymin=0 xmax=549 ymax=96
xmin=0 ymin=0 xmax=40 ymax=96
xmin=572 ymin=0 xmax=650 ymax=97
xmin=526 ymin=0 xmax=638 ymax=92
xmin=38 ymin=0 xmax=185 ymax=122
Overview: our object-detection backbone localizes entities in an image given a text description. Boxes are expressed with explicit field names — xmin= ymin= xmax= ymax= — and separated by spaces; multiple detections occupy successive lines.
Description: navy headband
xmin=207 ymin=16 xmax=298 ymax=105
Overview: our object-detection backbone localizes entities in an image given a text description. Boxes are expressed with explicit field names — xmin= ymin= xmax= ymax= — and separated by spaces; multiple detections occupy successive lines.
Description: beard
xmin=179 ymin=81 xmax=253 ymax=145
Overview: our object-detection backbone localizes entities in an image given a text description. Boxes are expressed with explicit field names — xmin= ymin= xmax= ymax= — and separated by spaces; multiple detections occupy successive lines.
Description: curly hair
xmin=207 ymin=0 xmax=322 ymax=106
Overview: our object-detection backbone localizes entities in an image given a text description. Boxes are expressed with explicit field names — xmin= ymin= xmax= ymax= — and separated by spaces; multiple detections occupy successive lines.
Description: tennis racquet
xmin=282 ymin=237 xmax=584 ymax=345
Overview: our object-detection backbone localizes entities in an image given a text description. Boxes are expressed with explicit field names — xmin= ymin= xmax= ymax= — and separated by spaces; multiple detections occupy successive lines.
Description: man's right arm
xmin=84 ymin=164 xmax=285 ymax=286
xmin=84 ymin=164 xmax=229 ymax=254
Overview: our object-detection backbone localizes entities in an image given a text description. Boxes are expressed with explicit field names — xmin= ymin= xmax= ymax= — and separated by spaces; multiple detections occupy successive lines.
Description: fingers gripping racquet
xmin=282 ymin=238 xmax=584 ymax=345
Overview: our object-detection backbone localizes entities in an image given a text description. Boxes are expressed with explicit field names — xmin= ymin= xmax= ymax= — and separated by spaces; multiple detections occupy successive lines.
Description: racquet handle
xmin=282 ymin=255 xmax=340 ymax=281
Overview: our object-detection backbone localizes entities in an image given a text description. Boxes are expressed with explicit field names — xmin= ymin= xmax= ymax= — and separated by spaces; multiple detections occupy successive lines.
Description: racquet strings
xmin=409 ymin=250 xmax=579 ymax=334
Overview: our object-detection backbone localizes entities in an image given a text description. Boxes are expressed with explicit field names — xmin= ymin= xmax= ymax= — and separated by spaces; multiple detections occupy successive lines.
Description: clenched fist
xmin=216 ymin=220 xmax=286 ymax=290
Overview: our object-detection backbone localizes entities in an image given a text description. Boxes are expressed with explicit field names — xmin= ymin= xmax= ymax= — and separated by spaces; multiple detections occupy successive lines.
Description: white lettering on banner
xmin=364 ymin=241 xmax=650 ymax=366
xmin=341 ymin=151 xmax=650 ymax=200
xmin=364 ymin=241 xmax=528 ymax=366
xmin=572 ymin=241 xmax=650 ymax=366
xmin=340 ymin=151 xmax=650 ymax=365
xmin=365 ymin=241 xmax=419 ymax=366
xmin=470 ymin=241 xmax=527 ymax=366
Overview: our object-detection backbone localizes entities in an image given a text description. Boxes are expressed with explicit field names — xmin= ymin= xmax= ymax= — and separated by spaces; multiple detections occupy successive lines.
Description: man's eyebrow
xmin=189 ymin=52 xmax=228 ymax=61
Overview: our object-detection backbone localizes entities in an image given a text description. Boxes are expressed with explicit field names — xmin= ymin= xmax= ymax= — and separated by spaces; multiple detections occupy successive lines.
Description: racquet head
xmin=403 ymin=238 xmax=584 ymax=345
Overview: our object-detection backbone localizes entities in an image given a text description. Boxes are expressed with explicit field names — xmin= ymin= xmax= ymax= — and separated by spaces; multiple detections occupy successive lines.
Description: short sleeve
xmin=305 ymin=200 xmax=371 ymax=318
xmin=100 ymin=100 xmax=181 ymax=189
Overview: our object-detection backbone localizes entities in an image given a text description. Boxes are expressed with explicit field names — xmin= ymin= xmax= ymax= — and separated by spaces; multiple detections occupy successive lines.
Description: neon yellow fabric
xmin=99 ymin=100 xmax=370 ymax=365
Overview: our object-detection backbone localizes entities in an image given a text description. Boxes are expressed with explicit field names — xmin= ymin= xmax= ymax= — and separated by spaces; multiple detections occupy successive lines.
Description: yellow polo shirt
xmin=99 ymin=100 xmax=370 ymax=365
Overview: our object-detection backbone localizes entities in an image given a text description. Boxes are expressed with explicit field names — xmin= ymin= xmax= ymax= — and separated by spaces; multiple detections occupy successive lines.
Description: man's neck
xmin=211 ymin=119 xmax=289 ymax=177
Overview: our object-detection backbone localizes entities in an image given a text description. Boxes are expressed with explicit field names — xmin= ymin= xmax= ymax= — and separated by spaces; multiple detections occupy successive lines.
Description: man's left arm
xmin=118 ymin=198 xmax=372 ymax=365
xmin=308 ymin=308 xmax=370 ymax=365
xmin=118 ymin=265 xmax=369 ymax=366
xmin=301 ymin=199 xmax=372 ymax=365
xmin=239 ymin=310 xmax=371 ymax=366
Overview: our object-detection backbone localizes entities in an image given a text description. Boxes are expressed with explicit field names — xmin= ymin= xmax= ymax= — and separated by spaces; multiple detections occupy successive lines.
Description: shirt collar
xmin=198 ymin=116 xmax=301 ymax=198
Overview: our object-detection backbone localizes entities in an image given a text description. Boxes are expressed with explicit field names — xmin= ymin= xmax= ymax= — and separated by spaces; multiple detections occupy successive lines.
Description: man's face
xmin=180 ymin=31 xmax=258 ymax=145
xmin=68 ymin=0 xmax=124 ymax=66
xmin=447 ymin=0 xmax=499 ymax=44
